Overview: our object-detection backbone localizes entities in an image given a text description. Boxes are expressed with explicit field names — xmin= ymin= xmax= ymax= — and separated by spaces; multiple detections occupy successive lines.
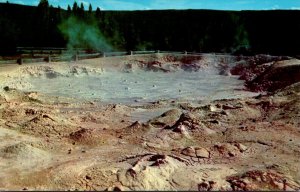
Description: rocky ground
xmin=0 ymin=54 xmax=300 ymax=191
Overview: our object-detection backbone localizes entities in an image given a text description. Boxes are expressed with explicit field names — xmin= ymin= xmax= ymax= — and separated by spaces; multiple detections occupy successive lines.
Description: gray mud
xmin=25 ymin=69 xmax=257 ymax=104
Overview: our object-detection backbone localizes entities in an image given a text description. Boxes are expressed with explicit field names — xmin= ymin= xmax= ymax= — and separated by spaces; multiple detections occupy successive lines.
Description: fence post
xmin=17 ymin=57 xmax=23 ymax=65
xmin=74 ymin=51 xmax=79 ymax=61
xmin=48 ymin=55 xmax=51 ymax=63
xmin=130 ymin=51 xmax=133 ymax=55
xmin=184 ymin=50 xmax=187 ymax=55
xmin=156 ymin=50 xmax=160 ymax=53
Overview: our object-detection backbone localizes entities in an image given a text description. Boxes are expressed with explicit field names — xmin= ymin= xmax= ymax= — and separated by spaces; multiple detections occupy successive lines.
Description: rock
xmin=0 ymin=95 xmax=7 ymax=103
xmin=198 ymin=182 xmax=210 ymax=191
xmin=149 ymin=154 xmax=167 ymax=161
xmin=202 ymin=127 xmax=217 ymax=135
xmin=173 ymin=124 xmax=191 ymax=138
xmin=195 ymin=147 xmax=210 ymax=158
xmin=208 ymin=119 xmax=220 ymax=124
xmin=227 ymin=170 xmax=300 ymax=191
xmin=25 ymin=108 xmax=37 ymax=115
xmin=112 ymin=186 xmax=123 ymax=191
xmin=171 ymin=112 xmax=202 ymax=130
xmin=198 ymin=180 xmax=217 ymax=191
xmin=106 ymin=185 xmax=124 ymax=191
xmin=234 ymin=143 xmax=248 ymax=152
xmin=181 ymin=147 xmax=196 ymax=157
xmin=181 ymin=147 xmax=209 ymax=158
xmin=273 ymin=180 xmax=284 ymax=189
xmin=222 ymin=104 xmax=238 ymax=110
xmin=3 ymin=86 xmax=10 ymax=91
xmin=128 ymin=121 xmax=142 ymax=129
xmin=209 ymin=105 xmax=218 ymax=112
xmin=69 ymin=128 xmax=91 ymax=141
xmin=199 ymin=104 xmax=217 ymax=112
xmin=228 ymin=151 xmax=236 ymax=157
xmin=151 ymin=158 xmax=168 ymax=167
xmin=149 ymin=109 xmax=182 ymax=128
xmin=214 ymin=143 xmax=240 ymax=157
xmin=173 ymin=124 xmax=186 ymax=133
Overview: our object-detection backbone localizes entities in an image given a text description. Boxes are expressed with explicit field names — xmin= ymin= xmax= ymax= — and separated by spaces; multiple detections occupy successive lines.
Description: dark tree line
xmin=1 ymin=0 xmax=300 ymax=55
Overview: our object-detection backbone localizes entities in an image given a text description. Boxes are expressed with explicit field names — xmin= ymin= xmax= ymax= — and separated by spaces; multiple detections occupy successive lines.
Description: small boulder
xmin=234 ymin=143 xmax=248 ymax=152
xmin=181 ymin=147 xmax=196 ymax=157
xmin=181 ymin=146 xmax=210 ymax=158
xmin=3 ymin=86 xmax=10 ymax=92
xmin=195 ymin=147 xmax=210 ymax=158
xmin=198 ymin=180 xmax=217 ymax=191
xmin=173 ymin=124 xmax=191 ymax=138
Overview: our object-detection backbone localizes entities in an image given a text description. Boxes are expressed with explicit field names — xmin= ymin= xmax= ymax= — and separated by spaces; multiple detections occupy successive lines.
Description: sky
xmin=1 ymin=0 xmax=300 ymax=11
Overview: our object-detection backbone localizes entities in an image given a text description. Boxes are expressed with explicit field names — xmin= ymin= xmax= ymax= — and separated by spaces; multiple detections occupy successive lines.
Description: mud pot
xmin=0 ymin=53 xmax=299 ymax=190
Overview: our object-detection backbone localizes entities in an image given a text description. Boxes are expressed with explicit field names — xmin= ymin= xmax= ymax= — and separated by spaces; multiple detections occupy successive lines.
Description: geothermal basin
xmin=4 ymin=54 xmax=257 ymax=105
xmin=1 ymin=53 xmax=300 ymax=191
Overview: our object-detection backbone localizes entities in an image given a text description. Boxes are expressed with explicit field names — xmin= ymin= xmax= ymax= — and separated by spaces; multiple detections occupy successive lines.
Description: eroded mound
xmin=231 ymin=56 xmax=300 ymax=92
xmin=2 ymin=142 xmax=49 ymax=160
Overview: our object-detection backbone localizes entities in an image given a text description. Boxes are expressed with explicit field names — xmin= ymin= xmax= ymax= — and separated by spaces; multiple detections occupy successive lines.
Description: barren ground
xmin=0 ymin=53 xmax=299 ymax=191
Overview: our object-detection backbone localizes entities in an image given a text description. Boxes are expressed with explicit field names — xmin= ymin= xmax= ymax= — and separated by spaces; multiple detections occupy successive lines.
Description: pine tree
xmin=38 ymin=0 xmax=49 ymax=8
xmin=88 ymin=3 xmax=92 ymax=13
xmin=96 ymin=7 xmax=101 ymax=18
xmin=67 ymin=5 xmax=71 ymax=14
xmin=78 ymin=2 xmax=85 ymax=18
xmin=72 ymin=2 xmax=78 ymax=12
xmin=36 ymin=0 xmax=50 ymax=46
xmin=80 ymin=2 xmax=84 ymax=11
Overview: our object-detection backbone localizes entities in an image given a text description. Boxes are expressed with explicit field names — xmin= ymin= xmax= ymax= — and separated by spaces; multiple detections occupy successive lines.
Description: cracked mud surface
xmin=0 ymin=54 xmax=299 ymax=190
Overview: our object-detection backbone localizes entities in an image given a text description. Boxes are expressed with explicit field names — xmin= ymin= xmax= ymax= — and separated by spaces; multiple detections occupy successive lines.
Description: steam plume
xmin=58 ymin=17 xmax=112 ymax=52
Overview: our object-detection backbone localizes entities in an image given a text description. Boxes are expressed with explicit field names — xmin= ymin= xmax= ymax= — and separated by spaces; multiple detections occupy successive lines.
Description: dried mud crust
xmin=0 ymin=55 xmax=300 ymax=190
xmin=230 ymin=55 xmax=299 ymax=92
xmin=131 ymin=54 xmax=231 ymax=73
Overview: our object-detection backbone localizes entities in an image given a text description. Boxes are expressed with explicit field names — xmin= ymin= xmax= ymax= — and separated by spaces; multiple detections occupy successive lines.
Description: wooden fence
xmin=0 ymin=47 xmax=242 ymax=65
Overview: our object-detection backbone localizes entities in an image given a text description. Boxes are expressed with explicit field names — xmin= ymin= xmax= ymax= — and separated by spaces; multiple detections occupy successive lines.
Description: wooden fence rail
xmin=0 ymin=49 xmax=244 ymax=65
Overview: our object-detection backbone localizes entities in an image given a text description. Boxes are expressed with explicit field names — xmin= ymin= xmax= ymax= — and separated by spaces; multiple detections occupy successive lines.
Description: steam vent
xmin=1 ymin=0 xmax=300 ymax=191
